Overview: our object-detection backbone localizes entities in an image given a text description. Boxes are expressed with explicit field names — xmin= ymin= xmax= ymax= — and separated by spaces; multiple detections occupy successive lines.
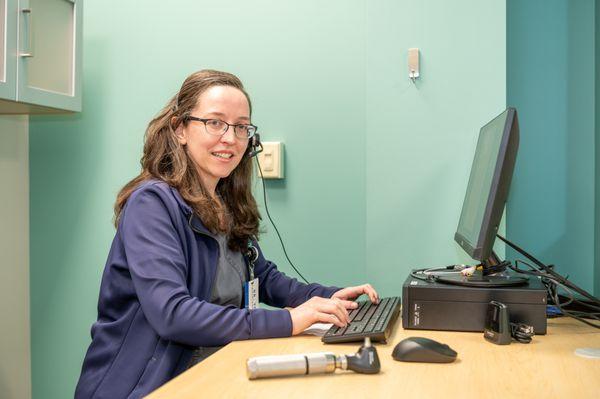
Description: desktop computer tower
xmin=402 ymin=272 xmax=547 ymax=334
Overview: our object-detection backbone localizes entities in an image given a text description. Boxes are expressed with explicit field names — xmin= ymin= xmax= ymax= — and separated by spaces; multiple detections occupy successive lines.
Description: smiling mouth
xmin=212 ymin=152 xmax=233 ymax=159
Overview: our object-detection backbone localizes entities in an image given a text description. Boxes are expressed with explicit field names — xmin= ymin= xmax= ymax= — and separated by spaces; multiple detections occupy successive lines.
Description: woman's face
xmin=177 ymin=85 xmax=251 ymax=193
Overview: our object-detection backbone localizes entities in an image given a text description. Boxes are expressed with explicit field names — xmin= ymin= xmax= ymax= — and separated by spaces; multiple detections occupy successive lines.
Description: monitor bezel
xmin=454 ymin=107 xmax=519 ymax=262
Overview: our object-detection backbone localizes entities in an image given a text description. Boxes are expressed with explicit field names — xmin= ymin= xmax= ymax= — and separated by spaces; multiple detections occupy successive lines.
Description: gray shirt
xmin=210 ymin=233 xmax=248 ymax=307
xmin=188 ymin=234 xmax=248 ymax=367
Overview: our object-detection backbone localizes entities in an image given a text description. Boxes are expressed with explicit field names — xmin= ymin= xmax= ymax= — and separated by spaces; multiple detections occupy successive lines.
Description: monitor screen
xmin=454 ymin=108 xmax=519 ymax=262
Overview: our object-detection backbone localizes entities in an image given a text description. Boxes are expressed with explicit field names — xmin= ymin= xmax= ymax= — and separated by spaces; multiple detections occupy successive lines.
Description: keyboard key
xmin=348 ymin=323 xmax=366 ymax=334
xmin=368 ymin=306 xmax=388 ymax=332
xmin=367 ymin=299 xmax=388 ymax=330
xmin=361 ymin=303 xmax=378 ymax=325
xmin=353 ymin=302 xmax=370 ymax=322
xmin=331 ymin=326 xmax=347 ymax=336
xmin=375 ymin=299 xmax=395 ymax=331
xmin=348 ymin=305 xmax=361 ymax=322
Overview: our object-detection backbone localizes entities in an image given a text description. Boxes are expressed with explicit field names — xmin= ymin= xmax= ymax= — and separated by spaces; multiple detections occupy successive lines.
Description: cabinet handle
xmin=20 ymin=8 xmax=33 ymax=58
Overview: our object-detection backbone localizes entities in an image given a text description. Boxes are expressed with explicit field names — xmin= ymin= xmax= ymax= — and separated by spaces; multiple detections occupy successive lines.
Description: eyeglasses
xmin=186 ymin=116 xmax=257 ymax=139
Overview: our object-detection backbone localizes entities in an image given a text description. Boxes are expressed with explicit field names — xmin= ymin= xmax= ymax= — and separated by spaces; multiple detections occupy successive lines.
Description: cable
xmin=510 ymin=322 xmax=534 ymax=343
xmin=497 ymin=234 xmax=600 ymax=305
xmin=410 ymin=265 xmax=475 ymax=282
xmin=496 ymin=234 xmax=600 ymax=329
xmin=254 ymin=157 xmax=310 ymax=284
xmin=513 ymin=259 xmax=600 ymax=315
xmin=508 ymin=257 xmax=600 ymax=329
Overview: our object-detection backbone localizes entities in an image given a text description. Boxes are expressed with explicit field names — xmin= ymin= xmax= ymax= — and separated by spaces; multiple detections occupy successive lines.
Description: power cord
xmin=254 ymin=157 xmax=310 ymax=284
xmin=410 ymin=265 xmax=476 ymax=282
xmin=510 ymin=322 xmax=534 ymax=343
xmin=496 ymin=234 xmax=600 ymax=330
xmin=510 ymin=259 xmax=600 ymax=329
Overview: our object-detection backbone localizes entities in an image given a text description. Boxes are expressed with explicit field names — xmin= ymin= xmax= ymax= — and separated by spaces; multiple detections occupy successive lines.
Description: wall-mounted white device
xmin=257 ymin=141 xmax=284 ymax=179
xmin=408 ymin=48 xmax=420 ymax=83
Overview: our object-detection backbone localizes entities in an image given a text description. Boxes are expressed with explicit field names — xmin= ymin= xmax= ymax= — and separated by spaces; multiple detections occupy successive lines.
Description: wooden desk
xmin=147 ymin=318 xmax=600 ymax=399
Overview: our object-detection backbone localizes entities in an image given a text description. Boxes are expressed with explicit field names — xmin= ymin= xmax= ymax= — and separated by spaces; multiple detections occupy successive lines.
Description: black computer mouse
xmin=392 ymin=337 xmax=457 ymax=363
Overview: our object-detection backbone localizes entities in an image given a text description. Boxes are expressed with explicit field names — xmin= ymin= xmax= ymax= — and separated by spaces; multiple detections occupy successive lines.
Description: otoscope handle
xmin=247 ymin=352 xmax=337 ymax=380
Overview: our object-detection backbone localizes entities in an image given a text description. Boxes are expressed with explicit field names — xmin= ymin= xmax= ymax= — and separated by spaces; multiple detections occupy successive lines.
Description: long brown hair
xmin=114 ymin=70 xmax=260 ymax=250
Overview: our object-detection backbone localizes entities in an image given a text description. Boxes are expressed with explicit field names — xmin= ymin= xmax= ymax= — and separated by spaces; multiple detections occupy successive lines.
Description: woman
xmin=75 ymin=70 xmax=379 ymax=398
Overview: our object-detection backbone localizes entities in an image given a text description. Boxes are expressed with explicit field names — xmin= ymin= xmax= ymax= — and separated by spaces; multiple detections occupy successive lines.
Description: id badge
xmin=244 ymin=278 xmax=259 ymax=309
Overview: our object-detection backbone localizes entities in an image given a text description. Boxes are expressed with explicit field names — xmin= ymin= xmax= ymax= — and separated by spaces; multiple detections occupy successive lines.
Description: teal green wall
xmin=596 ymin=0 xmax=600 ymax=298
xmin=365 ymin=1 xmax=506 ymax=293
xmin=1 ymin=116 xmax=31 ymax=399
xmin=507 ymin=0 xmax=596 ymax=293
xmin=29 ymin=1 xmax=505 ymax=398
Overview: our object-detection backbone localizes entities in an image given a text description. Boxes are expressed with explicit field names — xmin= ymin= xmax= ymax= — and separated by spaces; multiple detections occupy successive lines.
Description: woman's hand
xmin=331 ymin=284 xmax=379 ymax=304
xmin=288 ymin=296 xmax=358 ymax=335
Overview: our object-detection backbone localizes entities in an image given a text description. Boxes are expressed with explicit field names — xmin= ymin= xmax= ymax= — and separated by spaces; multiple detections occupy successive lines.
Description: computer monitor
xmin=439 ymin=107 xmax=527 ymax=287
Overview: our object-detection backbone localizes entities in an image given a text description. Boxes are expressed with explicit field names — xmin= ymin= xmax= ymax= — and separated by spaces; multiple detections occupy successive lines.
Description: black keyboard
xmin=322 ymin=296 xmax=401 ymax=344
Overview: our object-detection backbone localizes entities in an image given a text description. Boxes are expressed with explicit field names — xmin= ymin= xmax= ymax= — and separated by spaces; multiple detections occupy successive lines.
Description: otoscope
xmin=246 ymin=338 xmax=381 ymax=380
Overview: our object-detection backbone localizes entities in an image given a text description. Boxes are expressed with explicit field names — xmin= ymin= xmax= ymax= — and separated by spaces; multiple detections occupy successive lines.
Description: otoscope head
xmin=345 ymin=337 xmax=381 ymax=374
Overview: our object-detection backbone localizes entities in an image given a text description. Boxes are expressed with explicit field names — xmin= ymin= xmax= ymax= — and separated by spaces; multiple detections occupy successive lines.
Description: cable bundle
xmin=497 ymin=235 xmax=600 ymax=330
xmin=510 ymin=322 xmax=534 ymax=343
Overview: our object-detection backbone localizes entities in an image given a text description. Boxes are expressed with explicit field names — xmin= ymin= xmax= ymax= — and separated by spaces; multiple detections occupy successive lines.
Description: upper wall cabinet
xmin=0 ymin=0 xmax=82 ymax=114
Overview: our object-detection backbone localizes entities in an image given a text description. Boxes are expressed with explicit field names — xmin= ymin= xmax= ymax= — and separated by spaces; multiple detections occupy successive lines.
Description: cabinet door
xmin=0 ymin=0 xmax=17 ymax=100
xmin=17 ymin=0 xmax=82 ymax=111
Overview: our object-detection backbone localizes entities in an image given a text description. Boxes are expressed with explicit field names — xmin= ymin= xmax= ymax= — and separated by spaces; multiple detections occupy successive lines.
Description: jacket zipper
xmin=188 ymin=213 xmax=220 ymax=299
xmin=188 ymin=214 xmax=255 ymax=300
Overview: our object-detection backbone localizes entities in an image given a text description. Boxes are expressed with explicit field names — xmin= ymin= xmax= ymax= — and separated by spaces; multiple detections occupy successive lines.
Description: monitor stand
xmin=435 ymin=252 xmax=529 ymax=287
